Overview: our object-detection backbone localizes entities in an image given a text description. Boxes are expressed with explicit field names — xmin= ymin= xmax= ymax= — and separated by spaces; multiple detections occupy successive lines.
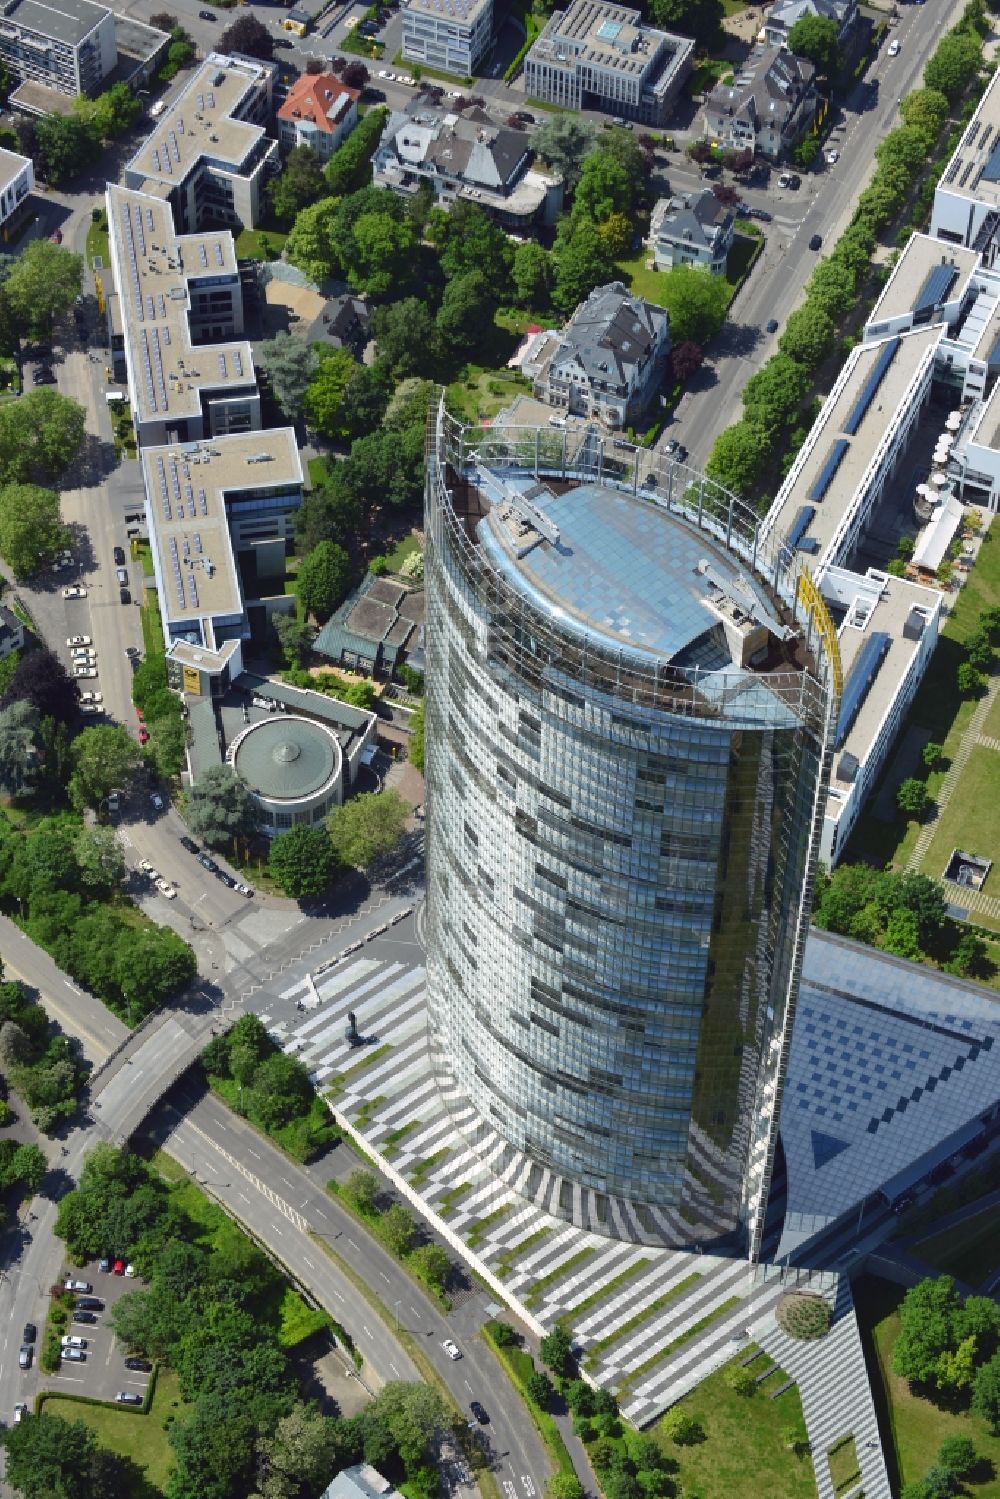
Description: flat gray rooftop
xmin=2 ymin=0 xmax=108 ymax=44
xmin=868 ymin=234 xmax=979 ymax=328
xmin=937 ymin=65 xmax=1000 ymax=209
xmin=476 ymin=478 xmax=775 ymax=665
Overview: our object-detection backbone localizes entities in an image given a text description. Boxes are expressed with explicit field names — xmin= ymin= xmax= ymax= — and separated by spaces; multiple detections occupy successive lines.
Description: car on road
xmin=22 ymin=1323 xmax=36 ymax=1343
xmin=65 ymin=1278 xmax=92 ymax=1293
xmin=750 ymin=206 xmax=772 ymax=221
xmin=180 ymin=836 xmax=199 ymax=854
xmin=888 ymin=37 xmax=901 ymax=55
xmin=702 ymin=163 xmax=721 ymax=178
xmin=766 ymin=317 xmax=779 ymax=333
xmin=120 ymin=587 xmax=131 ymax=604
xmin=274 ymin=36 xmax=294 ymax=47
xmin=99 ymin=1257 xmax=111 ymax=1272
xmin=664 ymin=439 xmax=679 ymax=455
xmin=236 ymin=882 xmax=254 ymax=898
xmin=469 ymin=1401 xmax=489 ymax=1424
xmin=31 ymin=367 xmax=56 ymax=385
xmin=125 ymin=1357 xmax=152 ymax=1372
xmin=217 ymin=871 xmax=236 ymax=888
xmin=13 ymin=1403 xmax=27 ymax=1424
xmin=71 ymin=647 xmax=96 ymax=660
xmin=198 ymin=7 xmax=215 ymax=16
xmin=199 ymin=854 xmax=220 ymax=873
xmin=825 ymin=149 xmax=839 ymax=164
xmin=61 ymin=1347 xmax=86 ymax=1362
xmin=113 ymin=1258 xmax=125 ymax=1274
xmin=116 ymin=567 xmax=129 ymax=586
xmin=66 ymin=635 xmax=91 ymax=647
xmin=75 ymin=1297 xmax=103 ymax=1311
xmin=809 ymin=233 xmax=823 ymax=250
xmin=442 ymin=1339 xmax=462 ymax=1360
xmin=79 ymin=691 xmax=102 ymax=703
xmin=116 ymin=1392 xmax=143 ymax=1405
xmin=155 ymin=878 xmax=176 ymax=899
xmin=113 ymin=545 xmax=126 ymax=565
xmin=63 ymin=585 xmax=87 ymax=599
xmin=778 ymin=171 xmax=800 ymax=189
xmin=378 ymin=69 xmax=395 ymax=79
xmin=74 ymin=666 xmax=98 ymax=678
xmin=80 ymin=702 xmax=100 ymax=714
xmin=72 ymin=1310 xmax=97 ymax=1325
xmin=125 ymin=646 xmax=140 ymax=659
xmin=61 ymin=1335 xmax=88 ymax=1349
xmin=150 ymin=791 xmax=164 ymax=811
xmin=18 ymin=1346 xmax=31 ymax=1369
xmin=124 ymin=1263 xmax=136 ymax=1277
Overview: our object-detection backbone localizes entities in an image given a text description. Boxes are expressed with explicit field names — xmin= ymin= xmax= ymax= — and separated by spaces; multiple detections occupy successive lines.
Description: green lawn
xmin=445 ymin=367 xmax=530 ymax=424
xmin=913 ymin=1206 xmax=1000 ymax=1288
xmin=233 ymin=226 xmax=288 ymax=261
xmin=983 ymin=689 xmax=1000 ymax=740
xmin=652 ymin=1349 xmax=814 ymax=1499
xmin=615 ymin=244 xmax=753 ymax=312
xmin=827 ymin=1433 xmax=861 ymax=1496
xmin=383 ymin=534 xmax=421 ymax=571
xmin=86 ymin=220 xmax=109 ymax=269
xmin=308 ymin=455 xmax=332 ymax=490
xmin=41 ymin=1368 xmax=186 ymax=1496
xmin=688 ymin=58 xmax=734 ymax=95
xmin=923 ymin=744 xmax=1000 ymax=891
xmin=855 ymin=1275 xmax=1000 ymax=1495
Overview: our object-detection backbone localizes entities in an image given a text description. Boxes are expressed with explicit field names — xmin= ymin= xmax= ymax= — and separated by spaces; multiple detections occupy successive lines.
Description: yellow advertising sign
xmin=796 ymin=569 xmax=843 ymax=700
xmin=182 ymin=665 xmax=201 ymax=695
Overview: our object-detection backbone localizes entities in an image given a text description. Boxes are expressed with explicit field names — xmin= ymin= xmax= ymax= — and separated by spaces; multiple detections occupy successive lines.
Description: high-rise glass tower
xmin=423 ymin=407 xmax=838 ymax=1254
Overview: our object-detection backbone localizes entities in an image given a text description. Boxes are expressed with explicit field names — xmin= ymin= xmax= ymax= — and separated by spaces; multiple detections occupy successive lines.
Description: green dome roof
xmin=233 ymin=716 xmax=340 ymax=802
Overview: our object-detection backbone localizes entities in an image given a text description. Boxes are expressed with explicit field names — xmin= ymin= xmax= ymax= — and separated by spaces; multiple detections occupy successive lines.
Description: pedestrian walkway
xmin=907 ymin=675 xmax=1000 ymax=873
xmin=977 ymin=735 xmax=1000 ymax=753
xmin=757 ymin=1279 xmax=891 ymax=1499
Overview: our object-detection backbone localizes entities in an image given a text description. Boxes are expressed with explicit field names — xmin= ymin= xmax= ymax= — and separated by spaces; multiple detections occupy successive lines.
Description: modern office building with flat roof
xmin=401 ymin=0 xmax=493 ymax=77
xmin=0 ymin=147 xmax=33 ymax=239
xmin=423 ymin=406 xmax=838 ymax=1254
xmin=0 ymin=0 xmax=114 ymax=97
xmin=523 ymin=0 xmax=693 ymax=126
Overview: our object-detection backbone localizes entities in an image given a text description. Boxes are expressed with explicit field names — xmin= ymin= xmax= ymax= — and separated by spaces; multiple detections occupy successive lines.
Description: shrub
xmin=776 ymin=1292 xmax=831 ymax=1341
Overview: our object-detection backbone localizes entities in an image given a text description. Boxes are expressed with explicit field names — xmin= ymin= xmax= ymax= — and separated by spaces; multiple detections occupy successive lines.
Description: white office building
xmin=0 ymin=147 xmax=33 ymax=239
xmin=401 ymin=0 xmax=493 ymax=77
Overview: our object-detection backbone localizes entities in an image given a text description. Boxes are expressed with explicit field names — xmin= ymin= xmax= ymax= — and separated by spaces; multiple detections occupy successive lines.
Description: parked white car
xmin=62 ymin=585 xmax=87 ymax=599
xmin=73 ymin=666 xmax=98 ymax=679
xmin=66 ymin=635 xmax=91 ymax=647
xmin=61 ymin=1335 xmax=88 ymax=1348
xmin=888 ymin=37 xmax=901 ymax=55
xmin=155 ymin=879 xmax=177 ymax=900
xmin=79 ymin=691 xmax=102 ymax=704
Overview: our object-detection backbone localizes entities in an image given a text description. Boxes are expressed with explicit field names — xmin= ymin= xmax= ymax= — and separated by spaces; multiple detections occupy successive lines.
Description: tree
xmin=254 ymin=1406 xmax=350 ymax=1499
xmin=408 ymin=1243 xmax=450 ymax=1295
xmin=552 ymin=220 xmax=614 ymax=315
xmin=531 ymin=115 xmax=599 ymax=189
xmin=2 ymin=1410 xmax=101 ymax=1497
xmin=726 ymin=1367 xmax=757 ymax=1396
xmin=345 ymin=210 xmax=415 ymax=297
xmin=937 ymin=1435 xmax=978 ymax=1478
xmin=0 ymin=389 xmax=87 ymax=484
xmin=957 ymin=660 xmax=985 ymax=696
xmin=546 ymin=1477 xmax=584 ymax=1499
xmin=2 ymin=240 xmax=81 ymax=345
xmin=742 ymin=354 xmax=809 ymax=434
xmin=573 ymin=151 xmax=634 ymax=223
xmin=378 ymin=1203 xmax=417 ymax=1257
xmin=965 ymin=627 xmax=994 ymax=671
xmin=325 ymin=107 xmax=388 ymax=196
xmin=436 ymin=270 xmax=494 ymax=353
xmin=0 ymin=483 xmax=65 ymax=576
xmin=284 ymin=197 xmax=341 ymax=284
xmin=363 ymin=1382 xmax=449 ymax=1469
xmin=655 ymin=265 xmax=730 ymax=346
xmin=268 ymin=824 xmax=341 ymax=899
xmin=786 ymin=14 xmax=840 ymax=74
xmin=150 ymin=10 xmax=176 ymax=26
xmin=8 ymin=1141 xmax=47 ymax=1193
xmin=74 ymin=82 xmax=142 ymax=142
xmin=259 ymin=332 xmax=319 ymax=420
xmin=897 ymin=778 xmax=931 ymax=818
xmin=660 ymin=1410 xmax=705 ymax=1446
xmin=704 ymin=420 xmax=770 ymax=497
xmin=973 ymin=1351 xmax=1000 ymax=1432
xmin=899 ymin=87 xmax=950 ymax=141
xmin=409 ymin=699 xmax=424 ymax=773
xmin=327 ymin=789 xmax=410 ymax=870
xmin=779 ymin=303 xmax=835 ymax=369
xmin=0 ymin=700 xmax=40 ymax=795
xmin=218 ymin=13 xmax=273 ymax=59
xmin=33 ymin=115 xmax=96 ymax=186
xmin=433 ymin=199 xmax=513 ymax=289
xmin=883 ymin=906 xmax=921 ymax=960
xmin=113 ymin=926 xmax=196 ymax=1021
xmin=373 ymin=298 xmax=438 ymax=379
xmin=527 ymin=1371 xmax=554 ymax=1409
xmin=539 ymin=1323 xmax=575 ymax=1378
xmin=273 ymin=612 xmax=312 ymax=668
xmin=807 ymin=258 xmax=858 ymax=319
xmin=948 ymin=931 xmax=987 ymax=977
xmin=647 ymin=0 xmax=723 ymax=48
xmin=67 ymin=724 xmax=141 ymax=810
xmin=297 ymin=540 xmax=352 ymax=622
xmin=876 ymin=126 xmax=932 ymax=178
xmin=343 ymin=1168 xmax=379 ymax=1214
xmin=596 ymin=212 xmax=631 ymax=259
xmin=269 ymin=145 xmax=328 ymax=223
xmin=73 ymin=826 xmax=125 ymax=892
xmin=185 ymin=764 xmax=258 ymax=848
xmin=921 ymin=741 xmax=943 ymax=771
xmin=670 ymin=341 xmax=704 ymax=384
xmin=512 ymin=241 xmax=553 ymax=309
xmin=924 ymin=29 xmax=982 ymax=104
xmin=303 ymin=347 xmax=358 ymax=438
xmin=342 ymin=60 xmax=369 ymax=89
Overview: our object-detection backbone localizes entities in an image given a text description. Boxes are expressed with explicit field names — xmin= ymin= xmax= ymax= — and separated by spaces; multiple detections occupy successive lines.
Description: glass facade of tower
xmin=424 ymin=409 xmax=836 ymax=1252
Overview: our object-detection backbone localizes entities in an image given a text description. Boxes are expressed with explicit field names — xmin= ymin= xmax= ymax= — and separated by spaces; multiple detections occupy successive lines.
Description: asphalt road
xmin=665 ymin=0 xmax=974 ymax=470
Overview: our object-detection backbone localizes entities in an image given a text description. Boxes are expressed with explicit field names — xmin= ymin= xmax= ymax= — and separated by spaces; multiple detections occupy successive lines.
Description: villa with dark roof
xmin=373 ymin=101 xmax=563 ymax=232
xmin=532 ymin=281 xmax=670 ymax=427
xmin=648 ymin=189 xmax=735 ymax=275
xmin=763 ymin=0 xmax=857 ymax=50
xmin=702 ymin=45 xmax=817 ymax=161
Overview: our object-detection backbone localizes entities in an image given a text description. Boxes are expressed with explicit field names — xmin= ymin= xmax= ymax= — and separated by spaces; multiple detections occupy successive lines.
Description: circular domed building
xmin=229 ymin=715 xmax=343 ymax=834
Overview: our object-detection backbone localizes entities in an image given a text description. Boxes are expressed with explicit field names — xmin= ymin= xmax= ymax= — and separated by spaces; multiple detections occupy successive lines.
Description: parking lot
xmin=42 ymin=1261 xmax=152 ymax=1407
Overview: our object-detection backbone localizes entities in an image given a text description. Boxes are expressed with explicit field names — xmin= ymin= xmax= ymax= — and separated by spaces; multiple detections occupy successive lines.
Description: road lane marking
xmin=521 ymin=1480 xmax=535 ymax=1496
xmin=348 ymin=1238 xmax=360 ymax=1252
xmin=379 ymin=1272 xmax=390 ymax=1284
xmin=390 ymin=1361 xmax=400 ymax=1375
xmin=362 ymin=1324 xmax=373 ymax=1338
xmin=272 ymin=1226 xmax=283 ymax=1237
xmin=302 ymin=1255 xmax=315 ymax=1269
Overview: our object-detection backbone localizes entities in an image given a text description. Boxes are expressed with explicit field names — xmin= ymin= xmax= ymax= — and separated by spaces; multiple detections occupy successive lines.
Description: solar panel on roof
xmin=835 ymin=629 xmax=891 ymax=749
xmin=842 ymin=337 xmax=900 ymax=436
xmin=913 ymin=263 xmax=959 ymax=315
xmin=784 ymin=504 xmax=816 ymax=554
xmin=809 ymin=437 xmax=849 ymax=504
xmin=982 ymin=140 xmax=1000 ymax=182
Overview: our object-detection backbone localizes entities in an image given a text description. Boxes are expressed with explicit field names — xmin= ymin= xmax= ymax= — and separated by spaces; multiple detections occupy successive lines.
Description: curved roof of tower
xmin=233 ymin=716 xmax=339 ymax=801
